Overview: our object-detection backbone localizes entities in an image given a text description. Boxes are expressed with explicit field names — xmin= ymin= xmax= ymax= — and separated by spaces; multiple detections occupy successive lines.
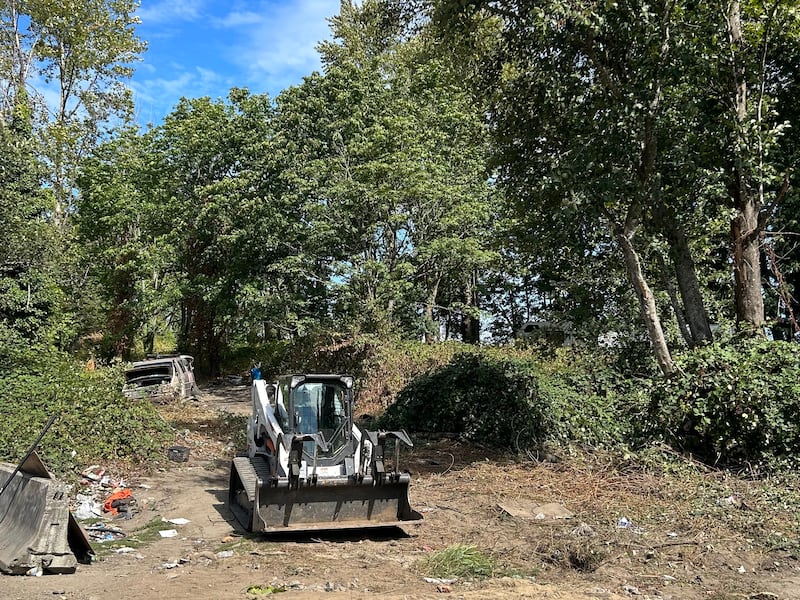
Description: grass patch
xmin=91 ymin=517 xmax=166 ymax=558
xmin=415 ymin=544 xmax=494 ymax=580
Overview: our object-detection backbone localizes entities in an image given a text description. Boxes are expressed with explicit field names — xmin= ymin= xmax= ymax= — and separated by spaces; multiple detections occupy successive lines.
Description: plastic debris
xmin=103 ymin=488 xmax=136 ymax=519
xmin=424 ymin=577 xmax=457 ymax=584
xmin=617 ymin=517 xmax=644 ymax=534
xmin=215 ymin=550 xmax=234 ymax=558
xmin=73 ymin=494 xmax=102 ymax=520
xmin=167 ymin=446 xmax=190 ymax=462
xmin=81 ymin=466 xmax=105 ymax=482
xmin=84 ymin=523 xmax=126 ymax=542
xmin=159 ymin=529 xmax=178 ymax=538
xmin=164 ymin=517 xmax=190 ymax=525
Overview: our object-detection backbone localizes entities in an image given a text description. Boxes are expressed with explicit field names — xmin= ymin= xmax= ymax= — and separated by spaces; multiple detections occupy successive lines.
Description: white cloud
xmin=222 ymin=0 xmax=339 ymax=89
xmin=215 ymin=11 xmax=264 ymax=28
xmin=130 ymin=0 xmax=341 ymax=123
xmin=130 ymin=66 xmax=234 ymax=124
xmin=137 ymin=0 xmax=206 ymax=25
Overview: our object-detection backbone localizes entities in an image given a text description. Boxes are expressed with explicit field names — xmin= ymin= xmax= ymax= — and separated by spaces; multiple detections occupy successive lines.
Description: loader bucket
xmin=229 ymin=456 xmax=422 ymax=533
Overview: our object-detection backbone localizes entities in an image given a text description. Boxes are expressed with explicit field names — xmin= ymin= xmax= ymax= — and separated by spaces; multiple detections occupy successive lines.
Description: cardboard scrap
xmin=498 ymin=500 xmax=574 ymax=521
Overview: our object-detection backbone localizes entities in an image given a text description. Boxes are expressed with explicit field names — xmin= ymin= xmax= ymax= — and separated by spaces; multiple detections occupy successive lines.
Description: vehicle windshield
xmin=124 ymin=365 xmax=172 ymax=385
xmin=292 ymin=381 xmax=349 ymax=460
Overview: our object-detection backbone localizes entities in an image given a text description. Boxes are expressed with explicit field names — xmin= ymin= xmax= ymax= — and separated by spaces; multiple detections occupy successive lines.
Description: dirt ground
xmin=4 ymin=384 xmax=800 ymax=600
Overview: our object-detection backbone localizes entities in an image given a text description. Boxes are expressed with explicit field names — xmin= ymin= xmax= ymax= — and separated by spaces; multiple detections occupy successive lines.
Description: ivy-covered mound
xmin=0 ymin=350 xmax=171 ymax=477
xmin=380 ymin=351 xmax=627 ymax=451
xmin=644 ymin=340 xmax=800 ymax=471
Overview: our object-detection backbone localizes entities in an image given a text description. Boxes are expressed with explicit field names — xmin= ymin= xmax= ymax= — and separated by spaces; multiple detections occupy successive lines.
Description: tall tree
xmin=76 ymin=127 xmax=175 ymax=359
xmin=429 ymin=0 xmax=688 ymax=373
xmin=0 ymin=110 xmax=60 ymax=355
xmin=712 ymin=1 xmax=799 ymax=332
xmin=0 ymin=0 xmax=145 ymax=225
xmin=78 ymin=90 xmax=323 ymax=369
xmin=277 ymin=0 xmax=494 ymax=340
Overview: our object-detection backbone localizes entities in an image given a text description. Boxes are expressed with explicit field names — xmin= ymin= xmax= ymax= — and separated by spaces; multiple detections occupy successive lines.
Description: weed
xmin=0 ymin=356 xmax=171 ymax=476
xmin=246 ymin=584 xmax=286 ymax=596
xmin=415 ymin=544 xmax=494 ymax=580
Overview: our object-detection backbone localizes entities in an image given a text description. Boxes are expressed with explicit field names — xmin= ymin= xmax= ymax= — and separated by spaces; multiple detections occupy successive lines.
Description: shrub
xmin=643 ymin=339 xmax=800 ymax=471
xmin=0 ymin=350 xmax=171 ymax=476
xmin=381 ymin=351 xmax=626 ymax=451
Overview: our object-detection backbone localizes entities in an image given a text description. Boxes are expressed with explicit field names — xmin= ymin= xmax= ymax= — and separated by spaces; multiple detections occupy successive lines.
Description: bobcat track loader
xmin=228 ymin=374 xmax=422 ymax=532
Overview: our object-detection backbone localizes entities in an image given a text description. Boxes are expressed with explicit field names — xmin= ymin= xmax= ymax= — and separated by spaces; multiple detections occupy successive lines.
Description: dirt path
xmin=3 ymin=385 xmax=800 ymax=599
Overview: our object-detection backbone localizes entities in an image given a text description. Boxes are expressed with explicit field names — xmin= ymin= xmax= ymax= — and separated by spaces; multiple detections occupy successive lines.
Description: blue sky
xmin=130 ymin=0 xmax=341 ymax=125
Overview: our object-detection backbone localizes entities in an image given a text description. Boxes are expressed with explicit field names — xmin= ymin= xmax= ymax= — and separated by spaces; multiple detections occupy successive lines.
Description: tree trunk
xmin=726 ymin=0 xmax=765 ymax=331
xmin=461 ymin=269 xmax=480 ymax=344
xmin=424 ymin=274 xmax=441 ymax=344
xmin=655 ymin=207 xmax=713 ymax=345
xmin=731 ymin=193 xmax=764 ymax=329
xmin=671 ymin=229 xmax=713 ymax=345
xmin=656 ymin=251 xmax=693 ymax=347
xmin=618 ymin=233 xmax=674 ymax=376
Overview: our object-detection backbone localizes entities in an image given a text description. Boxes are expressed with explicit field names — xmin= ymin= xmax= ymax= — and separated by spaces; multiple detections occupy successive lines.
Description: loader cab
xmin=281 ymin=374 xmax=353 ymax=463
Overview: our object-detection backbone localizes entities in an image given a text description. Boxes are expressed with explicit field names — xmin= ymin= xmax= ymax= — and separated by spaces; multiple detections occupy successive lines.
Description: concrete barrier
xmin=0 ymin=453 xmax=91 ymax=575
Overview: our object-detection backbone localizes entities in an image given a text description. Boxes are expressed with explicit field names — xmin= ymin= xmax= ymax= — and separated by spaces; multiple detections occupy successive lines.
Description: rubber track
xmin=232 ymin=456 xmax=271 ymax=502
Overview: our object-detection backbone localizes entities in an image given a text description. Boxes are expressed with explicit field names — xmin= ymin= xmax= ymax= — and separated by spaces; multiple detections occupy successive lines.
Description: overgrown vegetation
xmin=0 ymin=352 xmax=171 ymax=475
xmin=380 ymin=350 xmax=628 ymax=451
xmin=373 ymin=338 xmax=800 ymax=474
xmin=2 ymin=332 xmax=798 ymax=480
xmin=642 ymin=339 xmax=800 ymax=471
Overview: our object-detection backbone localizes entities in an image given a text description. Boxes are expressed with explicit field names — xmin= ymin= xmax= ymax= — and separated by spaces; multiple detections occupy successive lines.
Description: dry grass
xmin=135 ymin=395 xmax=800 ymax=598
xmin=408 ymin=437 xmax=800 ymax=591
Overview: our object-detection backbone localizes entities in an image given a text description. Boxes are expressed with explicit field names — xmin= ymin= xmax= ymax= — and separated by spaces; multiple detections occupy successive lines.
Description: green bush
xmin=381 ymin=351 xmax=626 ymax=451
xmin=643 ymin=339 xmax=800 ymax=471
xmin=0 ymin=350 xmax=171 ymax=476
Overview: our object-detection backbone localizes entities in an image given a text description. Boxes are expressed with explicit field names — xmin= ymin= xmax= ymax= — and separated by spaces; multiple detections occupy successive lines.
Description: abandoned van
xmin=123 ymin=355 xmax=199 ymax=402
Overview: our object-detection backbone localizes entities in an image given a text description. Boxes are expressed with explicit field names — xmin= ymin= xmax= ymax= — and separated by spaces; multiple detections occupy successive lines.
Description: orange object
xmin=103 ymin=489 xmax=132 ymax=515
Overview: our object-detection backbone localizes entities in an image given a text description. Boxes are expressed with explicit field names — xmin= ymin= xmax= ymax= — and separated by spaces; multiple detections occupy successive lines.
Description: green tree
xmin=429 ymin=0 xmax=697 ymax=373
xmin=0 ymin=111 xmax=60 ymax=356
xmin=0 ymin=0 xmax=145 ymax=225
xmin=426 ymin=0 xmax=800 ymax=355
xmin=277 ymin=0 xmax=494 ymax=341
xmin=704 ymin=1 xmax=799 ymax=332
xmin=76 ymin=127 xmax=176 ymax=359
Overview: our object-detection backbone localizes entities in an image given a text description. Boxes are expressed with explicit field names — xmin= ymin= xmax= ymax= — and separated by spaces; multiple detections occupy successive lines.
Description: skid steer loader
xmin=228 ymin=374 xmax=422 ymax=532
